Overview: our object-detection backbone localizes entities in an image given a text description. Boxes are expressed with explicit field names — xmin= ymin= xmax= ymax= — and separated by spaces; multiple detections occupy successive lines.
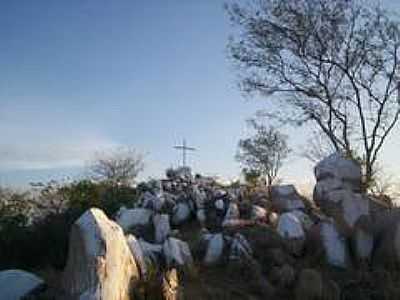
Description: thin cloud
xmin=0 ymin=138 xmax=119 ymax=171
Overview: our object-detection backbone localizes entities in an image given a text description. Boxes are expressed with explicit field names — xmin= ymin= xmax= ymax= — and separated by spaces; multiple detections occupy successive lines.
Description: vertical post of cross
xmin=174 ymin=139 xmax=196 ymax=168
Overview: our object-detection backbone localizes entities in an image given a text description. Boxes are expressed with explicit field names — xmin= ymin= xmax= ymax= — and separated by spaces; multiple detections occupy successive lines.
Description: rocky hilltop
xmin=2 ymin=153 xmax=400 ymax=299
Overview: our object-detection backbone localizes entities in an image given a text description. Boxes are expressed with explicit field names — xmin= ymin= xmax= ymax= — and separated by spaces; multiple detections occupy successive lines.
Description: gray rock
xmin=153 ymin=214 xmax=171 ymax=243
xmin=215 ymin=199 xmax=225 ymax=211
xmin=126 ymin=234 xmax=148 ymax=279
xmin=172 ymin=202 xmax=191 ymax=225
xmin=320 ymin=220 xmax=349 ymax=268
xmin=271 ymin=185 xmax=305 ymax=212
xmin=0 ymin=269 xmax=44 ymax=300
xmin=222 ymin=202 xmax=240 ymax=226
xmin=203 ymin=233 xmax=224 ymax=265
xmin=163 ymin=238 xmax=193 ymax=268
xmin=229 ymin=233 xmax=253 ymax=261
xmin=277 ymin=212 xmax=305 ymax=239
xmin=251 ymin=205 xmax=267 ymax=220
xmin=115 ymin=207 xmax=153 ymax=231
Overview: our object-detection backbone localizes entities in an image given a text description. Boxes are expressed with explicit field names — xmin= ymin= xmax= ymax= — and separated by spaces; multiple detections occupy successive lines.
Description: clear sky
xmin=1 ymin=0 xmax=400 ymax=189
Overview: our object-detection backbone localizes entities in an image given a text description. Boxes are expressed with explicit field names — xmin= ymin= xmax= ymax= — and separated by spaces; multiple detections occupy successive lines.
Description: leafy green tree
xmin=236 ymin=120 xmax=290 ymax=190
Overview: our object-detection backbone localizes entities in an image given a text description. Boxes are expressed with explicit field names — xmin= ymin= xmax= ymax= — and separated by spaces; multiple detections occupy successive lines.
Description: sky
xmin=1 ymin=0 xmax=400 ymax=189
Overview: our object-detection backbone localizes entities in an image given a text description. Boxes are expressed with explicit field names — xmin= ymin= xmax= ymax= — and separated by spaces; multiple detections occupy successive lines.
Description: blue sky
xmin=1 ymin=0 xmax=400 ymax=188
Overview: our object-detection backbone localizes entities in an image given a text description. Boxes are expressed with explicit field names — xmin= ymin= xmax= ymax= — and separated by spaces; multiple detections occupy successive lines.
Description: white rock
xmin=315 ymin=152 xmax=361 ymax=186
xmin=126 ymin=234 xmax=147 ymax=279
xmin=268 ymin=212 xmax=279 ymax=226
xmin=353 ymin=226 xmax=373 ymax=261
xmin=323 ymin=190 xmax=369 ymax=233
xmin=153 ymin=214 xmax=171 ymax=243
xmin=290 ymin=210 xmax=314 ymax=231
xmin=138 ymin=238 xmax=163 ymax=265
xmin=0 ymin=270 xmax=44 ymax=300
xmin=196 ymin=209 xmax=206 ymax=223
xmin=320 ymin=220 xmax=349 ymax=268
xmin=277 ymin=212 xmax=305 ymax=239
xmin=204 ymin=233 xmax=224 ymax=265
xmin=222 ymin=202 xmax=240 ymax=226
xmin=251 ymin=205 xmax=267 ymax=220
xmin=141 ymin=191 xmax=165 ymax=211
xmin=271 ymin=185 xmax=305 ymax=212
xmin=193 ymin=185 xmax=207 ymax=210
xmin=229 ymin=233 xmax=253 ymax=261
xmin=172 ymin=202 xmax=191 ymax=225
xmin=61 ymin=208 xmax=139 ymax=299
xmin=215 ymin=199 xmax=225 ymax=210
xmin=163 ymin=237 xmax=193 ymax=268
xmin=115 ymin=208 xmax=153 ymax=231
xmin=313 ymin=177 xmax=343 ymax=205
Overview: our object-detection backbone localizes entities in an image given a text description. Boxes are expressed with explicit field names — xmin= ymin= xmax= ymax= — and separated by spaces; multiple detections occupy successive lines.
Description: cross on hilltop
xmin=174 ymin=139 xmax=196 ymax=168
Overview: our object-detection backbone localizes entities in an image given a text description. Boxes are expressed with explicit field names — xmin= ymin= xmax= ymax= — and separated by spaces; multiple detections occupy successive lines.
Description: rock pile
xmin=4 ymin=156 xmax=400 ymax=299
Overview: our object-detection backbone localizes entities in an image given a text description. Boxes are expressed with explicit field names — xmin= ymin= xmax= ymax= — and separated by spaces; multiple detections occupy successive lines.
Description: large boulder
xmin=351 ymin=216 xmax=373 ymax=263
xmin=61 ymin=208 xmax=140 ymax=299
xmin=318 ymin=189 xmax=369 ymax=234
xmin=153 ymin=214 xmax=171 ymax=244
xmin=203 ymin=233 xmax=224 ymax=265
xmin=115 ymin=207 xmax=153 ymax=231
xmin=0 ymin=269 xmax=44 ymax=300
xmin=277 ymin=212 xmax=306 ymax=255
xmin=172 ymin=202 xmax=191 ymax=225
xmin=229 ymin=233 xmax=253 ymax=262
xmin=126 ymin=234 xmax=148 ymax=279
xmin=314 ymin=152 xmax=362 ymax=189
xmin=138 ymin=238 xmax=163 ymax=266
xmin=271 ymin=185 xmax=305 ymax=212
xmin=140 ymin=191 xmax=165 ymax=211
xmin=222 ymin=202 xmax=240 ymax=226
xmin=163 ymin=238 xmax=193 ymax=268
xmin=320 ymin=220 xmax=349 ymax=268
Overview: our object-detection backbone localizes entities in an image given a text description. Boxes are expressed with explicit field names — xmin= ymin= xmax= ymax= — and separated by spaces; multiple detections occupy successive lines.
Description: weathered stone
xmin=115 ymin=207 xmax=153 ymax=231
xmin=251 ymin=205 xmax=267 ymax=221
xmin=141 ymin=191 xmax=165 ymax=211
xmin=172 ymin=202 xmax=191 ymax=225
xmin=277 ymin=212 xmax=305 ymax=239
xmin=126 ymin=234 xmax=147 ymax=279
xmin=290 ymin=210 xmax=314 ymax=231
xmin=61 ymin=208 xmax=139 ymax=299
xmin=223 ymin=202 xmax=240 ymax=225
xmin=215 ymin=199 xmax=225 ymax=211
xmin=229 ymin=233 xmax=253 ymax=261
xmin=320 ymin=189 xmax=369 ymax=234
xmin=138 ymin=238 xmax=163 ymax=266
xmin=271 ymin=185 xmax=305 ymax=212
xmin=314 ymin=152 xmax=361 ymax=187
xmin=154 ymin=214 xmax=171 ymax=244
xmin=320 ymin=220 xmax=349 ymax=268
xmin=268 ymin=212 xmax=279 ymax=226
xmin=0 ymin=269 xmax=44 ymax=300
xmin=161 ymin=269 xmax=181 ymax=300
xmin=163 ymin=238 xmax=193 ymax=268
xmin=351 ymin=216 xmax=373 ymax=262
xmin=203 ymin=233 xmax=224 ymax=265
xmin=196 ymin=209 xmax=206 ymax=224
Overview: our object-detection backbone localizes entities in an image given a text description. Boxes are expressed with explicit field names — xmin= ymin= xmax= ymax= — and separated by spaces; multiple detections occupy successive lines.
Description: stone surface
xmin=172 ymin=202 xmax=191 ymax=225
xmin=138 ymin=239 xmax=163 ymax=266
xmin=115 ymin=207 xmax=153 ymax=231
xmin=290 ymin=210 xmax=314 ymax=231
xmin=61 ymin=208 xmax=139 ymax=299
xmin=161 ymin=269 xmax=181 ymax=300
xmin=320 ymin=189 xmax=369 ymax=234
xmin=229 ymin=233 xmax=253 ymax=261
xmin=153 ymin=214 xmax=171 ymax=244
xmin=314 ymin=152 xmax=361 ymax=186
xmin=163 ymin=237 xmax=193 ymax=268
xmin=277 ymin=212 xmax=305 ymax=239
xmin=223 ymin=202 xmax=240 ymax=225
xmin=126 ymin=234 xmax=148 ymax=279
xmin=204 ymin=233 xmax=224 ymax=265
xmin=141 ymin=191 xmax=165 ymax=212
xmin=320 ymin=220 xmax=349 ymax=268
xmin=0 ymin=269 xmax=44 ymax=300
xmin=251 ymin=205 xmax=267 ymax=221
xmin=271 ymin=185 xmax=305 ymax=212
xmin=215 ymin=199 xmax=225 ymax=210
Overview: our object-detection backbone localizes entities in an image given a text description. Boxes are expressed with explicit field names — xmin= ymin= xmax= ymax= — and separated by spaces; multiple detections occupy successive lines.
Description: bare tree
xmin=89 ymin=146 xmax=144 ymax=186
xmin=236 ymin=120 xmax=290 ymax=190
xmin=227 ymin=0 xmax=400 ymax=187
